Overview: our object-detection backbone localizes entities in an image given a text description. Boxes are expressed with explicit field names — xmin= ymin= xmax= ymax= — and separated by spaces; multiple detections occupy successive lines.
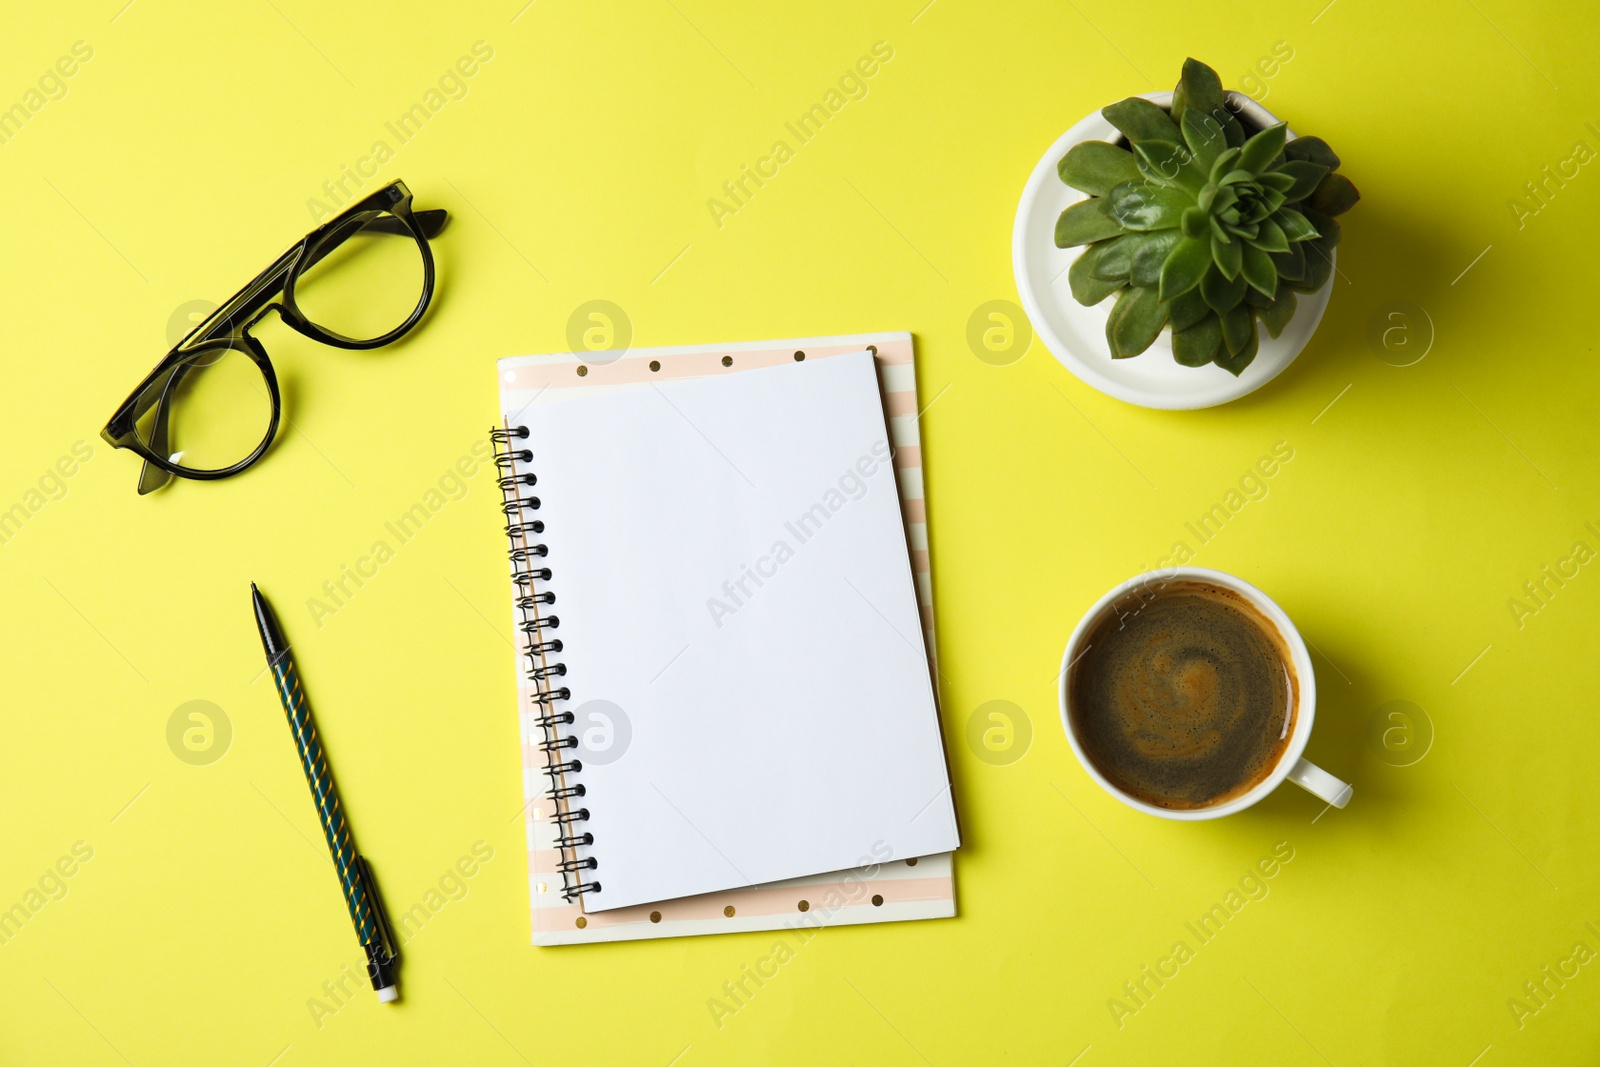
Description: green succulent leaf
xmin=1251 ymin=217 xmax=1289 ymax=253
xmin=1214 ymin=326 xmax=1259 ymax=376
xmin=1311 ymin=234 xmax=1338 ymax=275
xmin=1170 ymin=59 xmax=1243 ymax=145
xmin=1212 ymin=232 xmax=1243 ymax=279
xmin=1284 ymin=135 xmax=1340 ymax=170
xmin=1181 ymin=205 xmax=1209 ymax=238
xmin=1106 ymin=285 xmax=1169 ymax=358
xmin=1290 ymin=238 xmax=1335 ymax=293
xmin=1178 ymin=58 xmax=1225 ymax=118
xmin=1222 ymin=110 xmax=1246 ymax=148
xmin=1068 ymin=243 xmax=1127 ymax=306
xmin=1241 ymin=243 xmax=1278 ymax=297
xmin=1201 ymin=264 xmax=1247 ymax=313
xmin=1172 ymin=313 xmax=1223 ymax=366
xmin=1276 ymin=160 xmax=1330 ymax=201
xmin=1219 ymin=169 xmax=1254 ymax=187
xmin=1244 ymin=285 xmax=1274 ymax=309
xmin=1270 ymin=243 xmax=1306 ymax=282
xmin=1209 ymin=147 xmax=1242 ymax=184
xmin=1131 ymin=230 xmax=1183 ymax=288
xmin=1055 ymin=197 xmax=1125 ymax=247
xmin=1272 ymin=206 xmax=1320 ymax=242
xmin=1132 ymin=141 xmax=1206 ymax=193
xmin=1302 ymin=207 xmax=1341 ymax=247
xmin=1180 ymin=109 xmax=1228 ymax=170
xmin=1254 ymin=170 xmax=1296 ymax=195
xmin=1070 ymin=272 xmax=1124 ymax=308
xmin=1158 ymin=235 xmax=1212 ymax=302
xmin=1168 ymin=287 xmax=1211 ymax=330
xmin=1261 ymin=289 xmax=1297 ymax=337
xmin=1058 ymin=141 xmax=1144 ymax=197
xmin=1088 ymin=233 xmax=1135 ymax=279
xmin=1108 ymin=182 xmax=1190 ymax=230
xmin=1102 ymin=97 xmax=1181 ymax=144
xmin=1201 ymin=105 xmax=1247 ymax=151
xmin=1220 ymin=304 xmax=1255 ymax=354
xmin=1307 ymin=172 xmax=1361 ymax=216
xmin=1238 ymin=123 xmax=1288 ymax=174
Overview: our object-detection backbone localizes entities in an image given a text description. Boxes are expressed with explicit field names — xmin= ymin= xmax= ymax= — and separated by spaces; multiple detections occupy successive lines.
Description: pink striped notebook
xmin=494 ymin=332 xmax=956 ymax=945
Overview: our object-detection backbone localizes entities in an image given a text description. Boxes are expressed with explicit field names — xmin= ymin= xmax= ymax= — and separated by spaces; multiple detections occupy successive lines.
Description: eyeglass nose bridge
xmin=241 ymin=301 xmax=286 ymax=336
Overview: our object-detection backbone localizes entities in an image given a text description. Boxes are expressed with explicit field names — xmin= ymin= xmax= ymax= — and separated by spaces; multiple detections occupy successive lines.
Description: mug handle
xmin=1287 ymin=758 xmax=1353 ymax=808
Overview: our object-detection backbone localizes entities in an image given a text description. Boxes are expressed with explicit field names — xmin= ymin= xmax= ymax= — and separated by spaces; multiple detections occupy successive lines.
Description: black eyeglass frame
xmin=101 ymin=180 xmax=446 ymax=492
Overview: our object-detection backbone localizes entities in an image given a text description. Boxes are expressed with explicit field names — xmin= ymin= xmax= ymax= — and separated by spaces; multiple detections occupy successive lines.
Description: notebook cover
xmin=496 ymin=332 xmax=955 ymax=945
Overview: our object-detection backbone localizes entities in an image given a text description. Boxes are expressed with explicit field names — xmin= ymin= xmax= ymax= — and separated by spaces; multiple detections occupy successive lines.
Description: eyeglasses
xmin=102 ymin=180 xmax=447 ymax=494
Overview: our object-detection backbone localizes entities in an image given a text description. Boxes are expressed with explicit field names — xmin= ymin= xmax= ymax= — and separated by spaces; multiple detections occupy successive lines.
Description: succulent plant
xmin=1054 ymin=58 xmax=1358 ymax=375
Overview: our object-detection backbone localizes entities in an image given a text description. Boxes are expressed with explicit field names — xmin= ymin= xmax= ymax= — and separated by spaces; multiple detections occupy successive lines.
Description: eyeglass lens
xmin=294 ymin=210 xmax=427 ymax=342
xmin=133 ymin=344 xmax=273 ymax=474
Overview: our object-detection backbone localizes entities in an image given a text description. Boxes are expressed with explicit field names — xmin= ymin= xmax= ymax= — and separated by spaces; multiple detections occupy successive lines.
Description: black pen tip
xmin=251 ymin=582 xmax=260 ymax=596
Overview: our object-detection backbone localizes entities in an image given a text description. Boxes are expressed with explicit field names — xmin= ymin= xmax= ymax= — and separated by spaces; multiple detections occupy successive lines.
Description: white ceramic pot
xmin=1012 ymin=92 xmax=1334 ymax=410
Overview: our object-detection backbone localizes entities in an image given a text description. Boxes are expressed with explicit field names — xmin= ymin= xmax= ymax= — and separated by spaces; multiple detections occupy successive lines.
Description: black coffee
xmin=1068 ymin=580 xmax=1296 ymax=810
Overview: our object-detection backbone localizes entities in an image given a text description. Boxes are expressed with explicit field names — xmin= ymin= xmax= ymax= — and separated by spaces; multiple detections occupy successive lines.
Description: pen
xmin=252 ymin=582 xmax=400 ymax=1004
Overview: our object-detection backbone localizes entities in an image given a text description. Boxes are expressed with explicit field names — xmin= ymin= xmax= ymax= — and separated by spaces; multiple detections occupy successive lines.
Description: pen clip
xmin=356 ymin=855 xmax=401 ymax=965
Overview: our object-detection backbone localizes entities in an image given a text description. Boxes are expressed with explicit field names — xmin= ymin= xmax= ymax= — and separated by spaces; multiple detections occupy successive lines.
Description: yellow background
xmin=2 ymin=1 xmax=1597 ymax=1063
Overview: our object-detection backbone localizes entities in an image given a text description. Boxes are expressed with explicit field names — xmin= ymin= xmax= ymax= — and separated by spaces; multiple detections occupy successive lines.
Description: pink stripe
xmin=901 ymin=498 xmax=926 ymax=523
xmin=911 ymin=549 xmax=929 ymax=573
xmin=871 ymin=340 xmax=913 ymax=365
xmin=892 ymin=445 xmax=922 ymax=469
xmin=505 ymin=338 xmax=913 ymax=391
xmin=882 ymin=391 xmax=918 ymax=416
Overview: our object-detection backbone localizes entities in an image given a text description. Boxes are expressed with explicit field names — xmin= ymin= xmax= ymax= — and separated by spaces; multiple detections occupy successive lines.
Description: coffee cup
xmin=1058 ymin=566 xmax=1351 ymax=820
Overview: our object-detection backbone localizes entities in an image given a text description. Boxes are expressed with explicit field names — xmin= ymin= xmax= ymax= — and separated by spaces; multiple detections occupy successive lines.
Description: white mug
xmin=1057 ymin=566 xmax=1352 ymax=820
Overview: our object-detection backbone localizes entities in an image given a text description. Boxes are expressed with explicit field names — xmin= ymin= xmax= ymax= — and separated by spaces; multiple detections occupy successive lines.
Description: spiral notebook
xmin=494 ymin=333 xmax=958 ymax=944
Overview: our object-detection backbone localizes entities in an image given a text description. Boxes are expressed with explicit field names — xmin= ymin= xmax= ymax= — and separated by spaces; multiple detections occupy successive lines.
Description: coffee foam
xmin=1068 ymin=580 xmax=1297 ymax=810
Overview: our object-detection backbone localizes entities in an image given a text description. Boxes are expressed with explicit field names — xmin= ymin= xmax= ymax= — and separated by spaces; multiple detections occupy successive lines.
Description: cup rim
xmin=1057 ymin=566 xmax=1318 ymax=820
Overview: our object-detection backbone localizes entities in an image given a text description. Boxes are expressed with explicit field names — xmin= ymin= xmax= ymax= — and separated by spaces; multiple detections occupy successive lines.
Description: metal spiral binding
xmin=491 ymin=424 xmax=599 ymax=903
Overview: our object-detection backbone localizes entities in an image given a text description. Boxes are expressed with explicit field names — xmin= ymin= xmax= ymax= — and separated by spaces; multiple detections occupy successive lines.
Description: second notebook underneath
xmin=525 ymin=349 xmax=959 ymax=912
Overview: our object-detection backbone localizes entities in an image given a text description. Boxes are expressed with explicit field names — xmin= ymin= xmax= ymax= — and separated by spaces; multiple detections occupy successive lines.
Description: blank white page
xmin=527 ymin=350 xmax=958 ymax=911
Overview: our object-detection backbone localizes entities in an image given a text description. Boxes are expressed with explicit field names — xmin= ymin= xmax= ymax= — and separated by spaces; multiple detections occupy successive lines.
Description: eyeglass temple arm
xmin=404 ymin=209 xmax=449 ymax=239
xmin=137 ymin=417 xmax=175 ymax=494
xmin=333 ymin=208 xmax=447 ymax=242
xmin=135 ymin=362 xmax=187 ymax=495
